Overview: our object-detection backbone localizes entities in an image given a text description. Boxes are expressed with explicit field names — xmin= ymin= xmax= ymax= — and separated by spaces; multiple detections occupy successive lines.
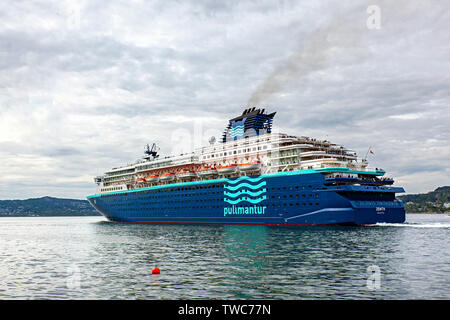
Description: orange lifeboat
xmin=216 ymin=164 xmax=238 ymax=174
xmin=197 ymin=167 xmax=218 ymax=177
xmin=159 ymin=173 xmax=175 ymax=181
xmin=177 ymin=170 xmax=197 ymax=180
xmin=238 ymin=161 xmax=261 ymax=172
xmin=144 ymin=175 xmax=159 ymax=183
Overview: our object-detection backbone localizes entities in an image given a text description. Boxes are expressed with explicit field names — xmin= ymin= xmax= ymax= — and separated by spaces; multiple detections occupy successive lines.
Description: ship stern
xmin=352 ymin=202 xmax=406 ymax=225
xmin=331 ymin=185 xmax=406 ymax=225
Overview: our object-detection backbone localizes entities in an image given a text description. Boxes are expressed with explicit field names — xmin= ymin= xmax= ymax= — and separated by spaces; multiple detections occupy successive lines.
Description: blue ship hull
xmin=87 ymin=171 xmax=405 ymax=226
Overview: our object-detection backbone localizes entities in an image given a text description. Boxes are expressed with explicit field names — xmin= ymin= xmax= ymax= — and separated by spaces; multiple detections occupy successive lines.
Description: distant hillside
xmin=398 ymin=186 xmax=450 ymax=213
xmin=0 ymin=196 xmax=100 ymax=217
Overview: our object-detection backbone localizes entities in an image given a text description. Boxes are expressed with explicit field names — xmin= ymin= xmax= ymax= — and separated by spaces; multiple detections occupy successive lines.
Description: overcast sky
xmin=0 ymin=0 xmax=449 ymax=199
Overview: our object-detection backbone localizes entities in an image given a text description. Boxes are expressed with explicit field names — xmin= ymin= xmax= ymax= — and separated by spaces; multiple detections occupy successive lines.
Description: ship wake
xmin=372 ymin=222 xmax=450 ymax=229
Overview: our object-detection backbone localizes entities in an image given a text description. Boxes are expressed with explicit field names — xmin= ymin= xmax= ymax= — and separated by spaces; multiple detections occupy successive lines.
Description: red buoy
xmin=152 ymin=267 xmax=160 ymax=274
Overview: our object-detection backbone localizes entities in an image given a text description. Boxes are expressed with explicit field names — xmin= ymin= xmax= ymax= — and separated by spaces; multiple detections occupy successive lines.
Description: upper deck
xmin=93 ymin=108 xmax=393 ymax=194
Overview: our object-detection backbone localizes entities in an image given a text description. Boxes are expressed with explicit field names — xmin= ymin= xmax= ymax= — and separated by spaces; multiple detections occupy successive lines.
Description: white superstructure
xmin=94 ymin=130 xmax=370 ymax=195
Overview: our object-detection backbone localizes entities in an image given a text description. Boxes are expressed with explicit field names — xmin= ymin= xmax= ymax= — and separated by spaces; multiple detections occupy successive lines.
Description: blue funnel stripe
xmin=232 ymin=118 xmax=246 ymax=127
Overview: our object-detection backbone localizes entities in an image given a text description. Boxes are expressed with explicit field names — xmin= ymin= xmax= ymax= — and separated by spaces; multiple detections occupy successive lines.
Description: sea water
xmin=0 ymin=214 xmax=448 ymax=299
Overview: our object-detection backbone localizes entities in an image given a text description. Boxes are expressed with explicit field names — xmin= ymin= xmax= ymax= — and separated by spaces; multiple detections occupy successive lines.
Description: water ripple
xmin=0 ymin=215 xmax=448 ymax=299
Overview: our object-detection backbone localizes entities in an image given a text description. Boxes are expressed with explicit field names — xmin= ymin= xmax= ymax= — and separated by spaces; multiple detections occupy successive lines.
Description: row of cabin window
xmin=100 ymin=184 xmax=225 ymax=197
xmin=106 ymin=202 xmax=321 ymax=211
xmin=101 ymin=187 xmax=122 ymax=192
xmin=271 ymin=185 xmax=313 ymax=190
xmin=202 ymin=145 xmax=268 ymax=159
xmin=101 ymin=190 xmax=319 ymax=202
xmin=102 ymin=194 xmax=319 ymax=205
xmin=100 ymin=184 xmax=321 ymax=198
xmin=273 ymin=194 xmax=319 ymax=199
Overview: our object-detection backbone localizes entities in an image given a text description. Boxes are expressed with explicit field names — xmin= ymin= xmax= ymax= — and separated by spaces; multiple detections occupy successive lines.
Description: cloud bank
xmin=0 ymin=0 xmax=449 ymax=199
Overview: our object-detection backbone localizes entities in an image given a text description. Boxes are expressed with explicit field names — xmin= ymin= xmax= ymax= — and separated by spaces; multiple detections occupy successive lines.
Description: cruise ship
xmin=87 ymin=108 xmax=405 ymax=225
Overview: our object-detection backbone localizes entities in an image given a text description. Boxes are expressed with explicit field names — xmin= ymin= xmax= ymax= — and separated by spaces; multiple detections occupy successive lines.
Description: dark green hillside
xmin=0 ymin=196 xmax=100 ymax=217
xmin=398 ymin=186 xmax=450 ymax=213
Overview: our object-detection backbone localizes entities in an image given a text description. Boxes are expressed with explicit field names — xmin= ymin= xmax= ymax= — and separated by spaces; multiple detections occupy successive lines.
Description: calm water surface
xmin=0 ymin=214 xmax=449 ymax=299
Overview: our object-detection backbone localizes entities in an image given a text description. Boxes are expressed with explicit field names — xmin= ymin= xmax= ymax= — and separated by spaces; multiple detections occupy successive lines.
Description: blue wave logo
xmin=230 ymin=118 xmax=246 ymax=138
xmin=223 ymin=176 xmax=267 ymax=205
xmin=231 ymin=125 xmax=244 ymax=138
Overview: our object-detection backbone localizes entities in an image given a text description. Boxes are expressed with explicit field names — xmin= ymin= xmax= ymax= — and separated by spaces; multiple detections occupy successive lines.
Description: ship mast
xmin=144 ymin=143 xmax=159 ymax=161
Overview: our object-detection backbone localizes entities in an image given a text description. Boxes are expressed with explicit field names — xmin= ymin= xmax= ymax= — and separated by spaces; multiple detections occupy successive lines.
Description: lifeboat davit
xmin=159 ymin=173 xmax=175 ymax=181
xmin=177 ymin=171 xmax=197 ymax=180
xmin=216 ymin=164 xmax=238 ymax=174
xmin=238 ymin=162 xmax=261 ymax=172
xmin=144 ymin=175 xmax=159 ymax=183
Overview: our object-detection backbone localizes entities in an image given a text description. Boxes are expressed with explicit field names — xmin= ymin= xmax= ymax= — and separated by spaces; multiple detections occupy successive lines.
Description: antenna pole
xmin=364 ymin=146 xmax=372 ymax=160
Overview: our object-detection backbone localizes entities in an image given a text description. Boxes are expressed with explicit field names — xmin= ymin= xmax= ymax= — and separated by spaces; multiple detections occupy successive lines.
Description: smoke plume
xmin=247 ymin=7 xmax=367 ymax=106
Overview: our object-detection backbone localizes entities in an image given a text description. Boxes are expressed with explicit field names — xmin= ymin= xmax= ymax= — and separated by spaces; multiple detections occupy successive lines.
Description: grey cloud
xmin=0 ymin=0 xmax=449 ymax=199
